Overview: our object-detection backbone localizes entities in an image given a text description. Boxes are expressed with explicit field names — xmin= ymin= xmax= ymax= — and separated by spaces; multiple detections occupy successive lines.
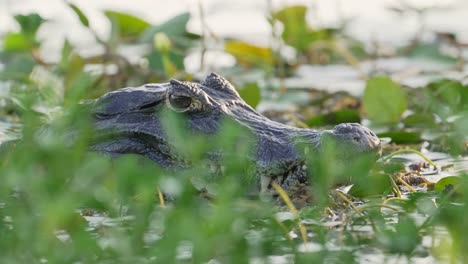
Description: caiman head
xmin=88 ymin=73 xmax=381 ymax=176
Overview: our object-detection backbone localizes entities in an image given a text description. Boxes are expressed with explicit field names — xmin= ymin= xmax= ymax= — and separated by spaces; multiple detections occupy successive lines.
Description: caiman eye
xmin=168 ymin=94 xmax=192 ymax=112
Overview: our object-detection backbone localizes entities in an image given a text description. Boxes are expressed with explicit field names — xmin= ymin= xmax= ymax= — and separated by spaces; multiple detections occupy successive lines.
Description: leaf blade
xmin=363 ymin=76 xmax=407 ymax=124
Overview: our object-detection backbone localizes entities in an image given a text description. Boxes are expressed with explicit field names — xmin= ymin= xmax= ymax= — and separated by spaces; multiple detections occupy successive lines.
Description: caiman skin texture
xmin=89 ymin=73 xmax=381 ymax=192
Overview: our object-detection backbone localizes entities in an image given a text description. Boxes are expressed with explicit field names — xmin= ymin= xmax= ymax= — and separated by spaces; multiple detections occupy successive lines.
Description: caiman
xmin=89 ymin=73 xmax=381 ymax=193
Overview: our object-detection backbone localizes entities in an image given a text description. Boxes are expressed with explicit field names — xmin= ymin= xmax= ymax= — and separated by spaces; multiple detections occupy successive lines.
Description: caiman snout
xmin=321 ymin=123 xmax=381 ymax=155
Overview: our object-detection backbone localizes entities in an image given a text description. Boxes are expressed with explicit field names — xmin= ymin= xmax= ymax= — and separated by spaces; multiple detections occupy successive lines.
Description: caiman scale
xmin=89 ymin=73 xmax=381 ymax=192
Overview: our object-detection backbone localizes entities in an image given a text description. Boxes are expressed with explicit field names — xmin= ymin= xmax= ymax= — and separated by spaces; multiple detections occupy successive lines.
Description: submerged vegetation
xmin=1 ymin=2 xmax=468 ymax=263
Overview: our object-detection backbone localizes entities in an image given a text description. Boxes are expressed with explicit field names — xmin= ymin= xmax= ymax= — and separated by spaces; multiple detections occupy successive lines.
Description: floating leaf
xmin=377 ymin=131 xmax=421 ymax=144
xmin=68 ymin=3 xmax=89 ymax=27
xmin=363 ymin=76 xmax=407 ymax=124
xmin=104 ymin=11 xmax=150 ymax=41
xmin=225 ymin=40 xmax=274 ymax=67
xmin=237 ymin=83 xmax=261 ymax=108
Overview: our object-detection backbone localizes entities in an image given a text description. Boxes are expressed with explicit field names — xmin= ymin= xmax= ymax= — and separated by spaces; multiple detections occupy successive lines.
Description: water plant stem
xmin=271 ymin=181 xmax=308 ymax=243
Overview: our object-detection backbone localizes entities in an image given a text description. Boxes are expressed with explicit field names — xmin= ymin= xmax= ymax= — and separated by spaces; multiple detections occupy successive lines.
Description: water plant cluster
xmin=1 ymin=3 xmax=467 ymax=263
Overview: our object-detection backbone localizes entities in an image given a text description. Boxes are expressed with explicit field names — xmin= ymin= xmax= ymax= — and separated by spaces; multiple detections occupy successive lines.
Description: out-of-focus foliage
xmin=105 ymin=10 xmax=151 ymax=41
xmin=236 ymin=83 xmax=261 ymax=108
xmin=0 ymin=2 xmax=468 ymax=263
xmin=363 ymin=76 xmax=407 ymax=125
xmin=273 ymin=5 xmax=335 ymax=55
xmin=224 ymin=40 xmax=275 ymax=68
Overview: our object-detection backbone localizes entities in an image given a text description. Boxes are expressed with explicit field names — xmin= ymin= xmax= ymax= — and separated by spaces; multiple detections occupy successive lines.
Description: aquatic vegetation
xmin=0 ymin=3 xmax=467 ymax=263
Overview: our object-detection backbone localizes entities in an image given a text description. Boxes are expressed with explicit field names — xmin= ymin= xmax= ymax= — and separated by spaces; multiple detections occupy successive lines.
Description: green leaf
xmin=407 ymin=43 xmax=457 ymax=64
xmin=59 ymin=39 xmax=74 ymax=70
xmin=273 ymin=5 xmax=333 ymax=53
xmin=140 ymin=13 xmax=191 ymax=42
xmin=14 ymin=13 xmax=45 ymax=36
xmin=382 ymin=162 xmax=405 ymax=174
xmin=377 ymin=216 xmax=421 ymax=255
xmin=1 ymin=54 xmax=36 ymax=77
xmin=306 ymin=109 xmax=360 ymax=126
xmin=273 ymin=5 xmax=310 ymax=51
xmin=426 ymin=79 xmax=468 ymax=115
xmin=402 ymin=113 xmax=436 ymax=128
xmin=237 ymin=83 xmax=261 ymax=108
xmin=224 ymin=40 xmax=275 ymax=67
xmin=434 ymin=176 xmax=461 ymax=192
xmin=3 ymin=33 xmax=32 ymax=52
xmin=348 ymin=173 xmax=392 ymax=198
xmin=104 ymin=10 xmax=150 ymax=41
xmin=146 ymin=50 xmax=185 ymax=73
xmin=68 ymin=3 xmax=90 ymax=27
xmin=64 ymin=54 xmax=85 ymax=91
xmin=29 ymin=66 xmax=64 ymax=105
xmin=363 ymin=76 xmax=407 ymax=124
xmin=377 ymin=131 xmax=421 ymax=144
